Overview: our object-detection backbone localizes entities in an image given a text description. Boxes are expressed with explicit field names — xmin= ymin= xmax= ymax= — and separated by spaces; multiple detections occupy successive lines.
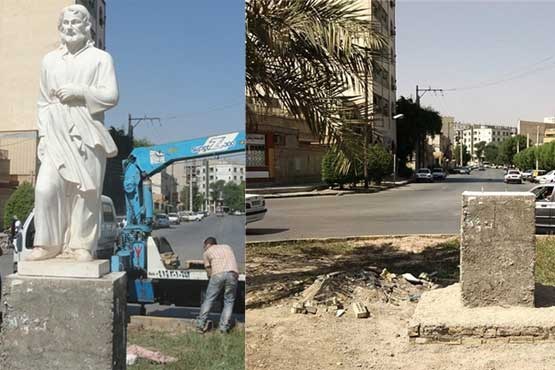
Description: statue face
xmin=60 ymin=11 xmax=88 ymax=46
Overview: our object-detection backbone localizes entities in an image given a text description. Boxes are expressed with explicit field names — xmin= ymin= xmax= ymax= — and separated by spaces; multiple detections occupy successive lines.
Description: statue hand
xmin=37 ymin=138 xmax=46 ymax=161
xmin=56 ymin=84 xmax=84 ymax=103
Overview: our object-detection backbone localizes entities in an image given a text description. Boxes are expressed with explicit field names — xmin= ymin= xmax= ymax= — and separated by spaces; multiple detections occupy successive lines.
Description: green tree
xmin=513 ymin=146 xmax=536 ymax=170
xmin=474 ymin=141 xmax=487 ymax=162
xmin=133 ymin=138 xmax=154 ymax=148
xmin=395 ymin=97 xmax=442 ymax=171
xmin=321 ymin=149 xmax=356 ymax=188
xmin=246 ymin=0 xmax=388 ymax=142
xmin=4 ymin=182 xmax=34 ymax=230
xmin=193 ymin=188 xmax=204 ymax=212
xmin=367 ymin=144 xmax=393 ymax=184
xmin=484 ymin=142 xmax=499 ymax=164
xmin=453 ymin=144 xmax=471 ymax=166
xmin=223 ymin=182 xmax=245 ymax=212
xmin=496 ymin=135 xmax=528 ymax=165
xmin=209 ymin=180 xmax=226 ymax=205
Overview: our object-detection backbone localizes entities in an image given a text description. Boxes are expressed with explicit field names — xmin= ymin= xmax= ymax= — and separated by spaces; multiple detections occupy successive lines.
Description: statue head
xmin=58 ymin=5 xmax=93 ymax=48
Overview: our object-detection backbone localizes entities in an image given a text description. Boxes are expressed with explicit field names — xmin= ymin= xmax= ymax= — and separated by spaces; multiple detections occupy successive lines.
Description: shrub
xmin=3 ymin=182 xmax=34 ymax=230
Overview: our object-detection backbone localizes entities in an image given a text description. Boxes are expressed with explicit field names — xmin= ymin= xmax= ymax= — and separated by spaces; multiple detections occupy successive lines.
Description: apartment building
xmin=457 ymin=124 xmax=516 ymax=159
xmin=247 ymin=0 xmax=397 ymax=186
xmin=0 ymin=0 xmax=106 ymax=184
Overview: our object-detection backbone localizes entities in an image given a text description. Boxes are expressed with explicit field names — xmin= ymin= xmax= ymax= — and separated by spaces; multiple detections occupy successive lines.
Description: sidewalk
xmin=247 ymin=179 xmax=413 ymax=199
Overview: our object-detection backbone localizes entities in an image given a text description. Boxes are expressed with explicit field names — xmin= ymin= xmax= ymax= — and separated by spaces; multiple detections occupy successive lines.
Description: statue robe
xmin=34 ymin=42 xmax=118 ymax=252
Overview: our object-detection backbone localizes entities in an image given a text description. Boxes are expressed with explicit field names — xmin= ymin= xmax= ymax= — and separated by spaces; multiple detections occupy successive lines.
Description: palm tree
xmin=246 ymin=0 xmax=389 ymax=146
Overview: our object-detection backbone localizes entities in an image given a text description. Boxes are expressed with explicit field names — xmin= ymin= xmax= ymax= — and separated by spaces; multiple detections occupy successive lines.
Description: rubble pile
xmin=290 ymin=268 xmax=439 ymax=317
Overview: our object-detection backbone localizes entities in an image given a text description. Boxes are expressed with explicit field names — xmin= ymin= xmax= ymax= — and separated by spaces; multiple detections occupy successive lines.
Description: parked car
xmin=521 ymin=169 xmax=534 ymax=181
xmin=167 ymin=213 xmax=180 ymax=225
xmin=179 ymin=211 xmax=203 ymax=222
xmin=459 ymin=167 xmax=471 ymax=175
xmin=246 ymin=193 xmax=267 ymax=224
xmin=530 ymin=184 xmax=555 ymax=233
xmin=153 ymin=213 xmax=170 ymax=229
xmin=504 ymin=170 xmax=522 ymax=184
xmin=431 ymin=168 xmax=446 ymax=180
xmin=534 ymin=170 xmax=555 ymax=184
xmin=415 ymin=168 xmax=433 ymax=182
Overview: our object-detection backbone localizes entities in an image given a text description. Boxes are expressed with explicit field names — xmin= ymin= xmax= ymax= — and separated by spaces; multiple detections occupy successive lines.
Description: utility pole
xmin=128 ymin=114 xmax=161 ymax=142
xmin=189 ymin=162 xmax=194 ymax=212
xmin=204 ymin=159 xmax=210 ymax=212
xmin=363 ymin=49 xmax=370 ymax=189
xmin=536 ymin=126 xmax=540 ymax=171
xmin=415 ymin=85 xmax=443 ymax=169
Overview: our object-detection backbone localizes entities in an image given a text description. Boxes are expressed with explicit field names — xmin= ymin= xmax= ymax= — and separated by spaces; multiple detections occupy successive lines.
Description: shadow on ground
xmin=246 ymin=237 xmax=460 ymax=309
xmin=246 ymin=228 xmax=289 ymax=235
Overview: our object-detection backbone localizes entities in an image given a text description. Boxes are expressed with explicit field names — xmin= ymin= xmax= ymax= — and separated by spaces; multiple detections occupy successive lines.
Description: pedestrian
xmin=196 ymin=237 xmax=239 ymax=334
xmin=10 ymin=215 xmax=21 ymax=243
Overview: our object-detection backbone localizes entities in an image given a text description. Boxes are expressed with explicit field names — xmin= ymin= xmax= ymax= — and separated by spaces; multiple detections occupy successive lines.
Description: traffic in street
xmin=246 ymin=168 xmax=535 ymax=241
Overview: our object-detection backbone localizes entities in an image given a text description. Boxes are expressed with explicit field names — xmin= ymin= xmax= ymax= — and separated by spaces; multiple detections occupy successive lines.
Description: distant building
xmin=0 ymin=0 xmax=107 ymax=184
xmin=171 ymin=159 xmax=244 ymax=212
xmin=151 ymin=170 xmax=178 ymax=213
xmin=518 ymin=120 xmax=555 ymax=146
xmin=458 ymin=124 xmax=516 ymax=160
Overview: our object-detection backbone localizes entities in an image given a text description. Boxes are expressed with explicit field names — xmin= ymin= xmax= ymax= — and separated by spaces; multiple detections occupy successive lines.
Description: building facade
xmin=458 ymin=124 xmax=516 ymax=159
xmin=518 ymin=120 xmax=555 ymax=146
xmin=247 ymin=0 xmax=397 ymax=186
xmin=0 ymin=0 xmax=106 ymax=184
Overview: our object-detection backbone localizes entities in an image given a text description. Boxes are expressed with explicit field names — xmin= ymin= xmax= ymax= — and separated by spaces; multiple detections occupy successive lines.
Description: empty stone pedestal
xmin=409 ymin=192 xmax=555 ymax=344
xmin=460 ymin=191 xmax=536 ymax=307
xmin=0 ymin=271 xmax=127 ymax=370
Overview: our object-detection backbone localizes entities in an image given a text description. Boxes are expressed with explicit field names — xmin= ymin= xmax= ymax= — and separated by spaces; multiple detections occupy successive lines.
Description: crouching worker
xmin=196 ymin=237 xmax=239 ymax=333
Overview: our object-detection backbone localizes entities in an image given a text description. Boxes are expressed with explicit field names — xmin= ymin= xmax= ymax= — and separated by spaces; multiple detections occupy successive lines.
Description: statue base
xmin=0 ymin=272 xmax=127 ymax=370
xmin=18 ymin=259 xmax=110 ymax=278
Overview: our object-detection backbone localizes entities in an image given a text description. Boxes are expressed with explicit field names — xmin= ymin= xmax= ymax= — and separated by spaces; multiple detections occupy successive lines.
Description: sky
xmin=396 ymin=0 xmax=555 ymax=127
xmin=105 ymin=1 xmax=244 ymax=145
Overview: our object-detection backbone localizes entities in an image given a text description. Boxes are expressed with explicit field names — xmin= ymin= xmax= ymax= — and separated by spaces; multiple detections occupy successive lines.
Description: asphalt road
xmin=153 ymin=214 xmax=245 ymax=269
xmin=246 ymin=169 xmax=533 ymax=241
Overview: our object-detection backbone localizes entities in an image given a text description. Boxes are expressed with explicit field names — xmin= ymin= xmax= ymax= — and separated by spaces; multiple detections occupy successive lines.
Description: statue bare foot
xmin=72 ymin=249 xmax=93 ymax=262
xmin=26 ymin=246 xmax=62 ymax=261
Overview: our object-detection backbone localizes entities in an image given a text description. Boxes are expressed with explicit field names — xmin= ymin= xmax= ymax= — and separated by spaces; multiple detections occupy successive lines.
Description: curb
xmin=246 ymin=233 xmax=458 ymax=246
xmin=257 ymin=179 xmax=414 ymax=199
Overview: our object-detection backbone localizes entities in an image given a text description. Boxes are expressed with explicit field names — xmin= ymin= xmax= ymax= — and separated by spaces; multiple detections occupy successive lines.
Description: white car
xmin=521 ymin=169 xmax=534 ymax=181
xmin=504 ymin=170 xmax=522 ymax=184
xmin=415 ymin=168 xmax=433 ymax=182
xmin=180 ymin=211 xmax=203 ymax=222
xmin=246 ymin=193 xmax=267 ymax=224
xmin=536 ymin=170 xmax=555 ymax=184
xmin=432 ymin=168 xmax=446 ymax=180
xmin=167 ymin=213 xmax=180 ymax=225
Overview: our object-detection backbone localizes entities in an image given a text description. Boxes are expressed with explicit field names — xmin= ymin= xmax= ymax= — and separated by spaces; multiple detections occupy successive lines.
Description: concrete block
xmin=461 ymin=192 xmax=536 ymax=307
xmin=18 ymin=259 xmax=110 ymax=278
xmin=351 ymin=302 xmax=369 ymax=318
xmin=0 ymin=272 xmax=127 ymax=370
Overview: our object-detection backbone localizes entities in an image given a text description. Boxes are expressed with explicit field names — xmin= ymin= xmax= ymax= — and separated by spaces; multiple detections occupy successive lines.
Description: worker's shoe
xmin=196 ymin=320 xmax=213 ymax=334
xmin=26 ymin=246 xmax=62 ymax=261
xmin=72 ymin=249 xmax=93 ymax=262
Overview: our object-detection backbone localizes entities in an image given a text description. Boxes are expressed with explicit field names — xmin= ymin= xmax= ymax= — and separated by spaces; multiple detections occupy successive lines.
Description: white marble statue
xmin=27 ymin=4 xmax=118 ymax=262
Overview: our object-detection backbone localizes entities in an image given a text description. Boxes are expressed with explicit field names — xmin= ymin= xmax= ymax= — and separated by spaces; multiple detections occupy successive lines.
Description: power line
xmin=445 ymin=56 xmax=555 ymax=91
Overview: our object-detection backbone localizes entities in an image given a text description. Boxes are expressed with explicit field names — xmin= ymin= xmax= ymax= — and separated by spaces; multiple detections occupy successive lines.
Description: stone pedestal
xmin=0 ymin=272 xmax=127 ymax=370
xmin=461 ymin=191 xmax=536 ymax=307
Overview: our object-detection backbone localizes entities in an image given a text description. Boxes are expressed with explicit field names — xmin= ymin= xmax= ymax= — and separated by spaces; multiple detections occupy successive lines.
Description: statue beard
xmin=61 ymin=30 xmax=87 ymax=49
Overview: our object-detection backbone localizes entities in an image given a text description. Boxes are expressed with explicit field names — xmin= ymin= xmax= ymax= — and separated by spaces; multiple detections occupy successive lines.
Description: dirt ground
xmin=246 ymin=235 xmax=555 ymax=370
